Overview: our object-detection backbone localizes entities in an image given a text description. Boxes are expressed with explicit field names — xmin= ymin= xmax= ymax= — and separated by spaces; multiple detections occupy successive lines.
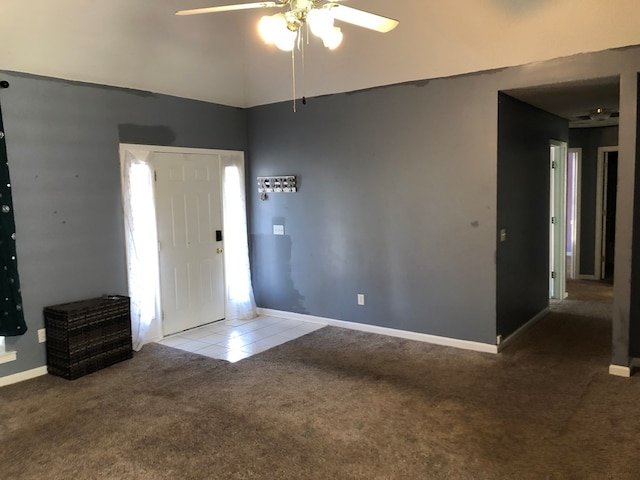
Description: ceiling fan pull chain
xmin=301 ymin=35 xmax=307 ymax=104
xmin=291 ymin=47 xmax=296 ymax=113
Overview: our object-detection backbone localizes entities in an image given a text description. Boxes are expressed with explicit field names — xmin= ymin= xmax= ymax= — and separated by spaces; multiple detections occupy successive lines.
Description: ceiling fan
xmin=176 ymin=0 xmax=399 ymax=51
xmin=572 ymin=107 xmax=619 ymax=122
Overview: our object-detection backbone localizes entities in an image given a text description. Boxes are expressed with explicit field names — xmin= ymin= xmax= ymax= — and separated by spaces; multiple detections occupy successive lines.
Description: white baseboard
xmin=497 ymin=308 xmax=550 ymax=352
xmin=258 ymin=308 xmax=330 ymax=326
xmin=257 ymin=308 xmax=498 ymax=354
xmin=609 ymin=364 xmax=631 ymax=377
xmin=0 ymin=365 xmax=48 ymax=387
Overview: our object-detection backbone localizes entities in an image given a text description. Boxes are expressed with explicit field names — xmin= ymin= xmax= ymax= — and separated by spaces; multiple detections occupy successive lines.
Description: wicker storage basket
xmin=43 ymin=295 xmax=133 ymax=380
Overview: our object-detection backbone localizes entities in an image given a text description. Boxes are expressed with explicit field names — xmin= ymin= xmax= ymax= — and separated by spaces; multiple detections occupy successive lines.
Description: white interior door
xmin=153 ymin=152 xmax=225 ymax=335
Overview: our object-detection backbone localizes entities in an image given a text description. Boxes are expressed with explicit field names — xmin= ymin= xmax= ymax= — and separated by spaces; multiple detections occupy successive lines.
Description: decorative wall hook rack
xmin=257 ymin=175 xmax=297 ymax=201
xmin=257 ymin=176 xmax=297 ymax=193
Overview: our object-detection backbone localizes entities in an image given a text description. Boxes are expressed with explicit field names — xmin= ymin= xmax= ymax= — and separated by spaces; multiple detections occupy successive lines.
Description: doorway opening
xmin=498 ymin=77 xmax=619 ymax=360
xmin=119 ymin=144 xmax=256 ymax=349
xmin=566 ymin=148 xmax=581 ymax=280
xmin=595 ymin=147 xmax=618 ymax=282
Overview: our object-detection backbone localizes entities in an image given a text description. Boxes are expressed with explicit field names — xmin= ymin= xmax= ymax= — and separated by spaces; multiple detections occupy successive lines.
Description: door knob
xmin=216 ymin=248 xmax=223 ymax=254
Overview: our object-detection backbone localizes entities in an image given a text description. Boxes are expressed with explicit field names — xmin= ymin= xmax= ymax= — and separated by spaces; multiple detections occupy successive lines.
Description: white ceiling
xmin=3 ymin=0 xmax=640 ymax=108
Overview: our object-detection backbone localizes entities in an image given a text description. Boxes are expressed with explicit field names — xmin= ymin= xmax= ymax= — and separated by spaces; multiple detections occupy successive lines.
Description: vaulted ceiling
xmin=3 ymin=1 xmax=640 ymax=108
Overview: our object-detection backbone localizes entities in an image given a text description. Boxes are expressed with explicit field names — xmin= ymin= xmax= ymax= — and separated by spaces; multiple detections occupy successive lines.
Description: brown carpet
xmin=1 ymin=282 xmax=639 ymax=479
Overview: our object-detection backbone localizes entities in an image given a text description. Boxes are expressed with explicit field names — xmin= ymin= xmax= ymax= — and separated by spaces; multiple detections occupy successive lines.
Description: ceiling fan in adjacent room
xmin=570 ymin=107 xmax=620 ymax=128
xmin=176 ymin=0 xmax=399 ymax=52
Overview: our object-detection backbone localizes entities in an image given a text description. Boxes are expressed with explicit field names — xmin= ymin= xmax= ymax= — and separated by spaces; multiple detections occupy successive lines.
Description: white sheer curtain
xmin=122 ymin=149 xmax=161 ymax=351
xmin=221 ymin=154 xmax=257 ymax=321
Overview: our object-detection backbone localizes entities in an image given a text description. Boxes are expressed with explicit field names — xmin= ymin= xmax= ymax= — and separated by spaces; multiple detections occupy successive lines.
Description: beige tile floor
xmin=157 ymin=315 xmax=325 ymax=363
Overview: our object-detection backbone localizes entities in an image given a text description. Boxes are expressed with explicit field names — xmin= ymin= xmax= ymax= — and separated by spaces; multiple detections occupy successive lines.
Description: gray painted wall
xmin=497 ymin=93 xmax=568 ymax=339
xmin=569 ymin=126 xmax=619 ymax=276
xmin=248 ymin=47 xmax=640 ymax=366
xmin=248 ymin=80 xmax=499 ymax=344
xmin=0 ymin=71 xmax=247 ymax=377
xmin=4 ymin=45 xmax=640 ymax=380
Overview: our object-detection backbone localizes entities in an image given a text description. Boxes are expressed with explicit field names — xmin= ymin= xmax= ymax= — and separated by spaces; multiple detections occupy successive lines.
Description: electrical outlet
xmin=38 ymin=328 xmax=46 ymax=343
xmin=273 ymin=224 xmax=284 ymax=235
xmin=357 ymin=294 xmax=365 ymax=306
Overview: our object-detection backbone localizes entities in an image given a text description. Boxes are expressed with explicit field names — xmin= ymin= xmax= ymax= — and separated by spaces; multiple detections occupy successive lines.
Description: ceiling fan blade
xmin=328 ymin=4 xmax=398 ymax=33
xmin=176 ymin=2 xmax=283 ymax=16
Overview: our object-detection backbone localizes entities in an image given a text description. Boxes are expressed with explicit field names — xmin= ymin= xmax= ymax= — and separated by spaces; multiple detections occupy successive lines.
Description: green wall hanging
xmin=0 ymin=84 xmax=27 ymax=336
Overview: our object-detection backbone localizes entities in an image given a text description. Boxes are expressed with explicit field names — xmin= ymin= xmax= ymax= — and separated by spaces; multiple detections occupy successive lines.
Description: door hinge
xmin=551 ymin=271 xmax=556 ymax=279
xmin=162 ymin=311 xmax=165 ymax=320
xmin=552 ymin=161 xmax=557 ymax=169
xmin=154 ymin=170 xmax=157 ymax=182
xmin=551 ymin=216 xmax=556 ymax=224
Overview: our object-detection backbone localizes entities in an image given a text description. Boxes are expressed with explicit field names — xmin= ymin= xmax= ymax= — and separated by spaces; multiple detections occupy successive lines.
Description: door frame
xmin=119 ymin=143 xmax=242 ymax=343
xmin=567 ymin=148 xmax=582 ymax=280
xmin=549 ymin=140 xmax=568 ymax=300
xmin=595 ymin=146 xmax=619 ymax=280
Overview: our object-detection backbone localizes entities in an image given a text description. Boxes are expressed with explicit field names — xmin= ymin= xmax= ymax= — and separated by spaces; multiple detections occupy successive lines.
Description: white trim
xmin=497 ymin=307 xmax=550 ymax=352
xmin=549 ymin=140 xmax=568 ymax=299
xmin=575 ymin=149 xmax=582 ymax=278
xmin=258 ymin=308 xmax=329 ymax=325
xmin=0 ymin=350 xmax=17 ymax=364
xmin=257 ymin=308 xmax=499 ymax=354
xmin=568 ymin=148 xmax=582 ymax=278
xmin=119 ymin=143 xmax=242 ymax=157
xmin=0 ymin=366 xmax=48 ymax=387
xmin=595 ymin=146 xmax=618 ymax=280
xmin=608 ymin=364 xmax=631 ymax=377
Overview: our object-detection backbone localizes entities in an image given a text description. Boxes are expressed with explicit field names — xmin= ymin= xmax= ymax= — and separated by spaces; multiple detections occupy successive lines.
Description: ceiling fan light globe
xmin=258 ymin=13 xmax=289 ymax=45
xmin=322 ymin=26 xmax=343 ymax=50
xmin=307 ymin=8 xmax=334 ymax=38
xmin=258 ymin=15 xmax=277 ymax=44
xmin=274 ymin=27 xmax=297 ymax=51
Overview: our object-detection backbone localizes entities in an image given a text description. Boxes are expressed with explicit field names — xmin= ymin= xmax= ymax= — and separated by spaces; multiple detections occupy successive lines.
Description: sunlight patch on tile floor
xmin=156 ymin=316 xmax=325 ymax=363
